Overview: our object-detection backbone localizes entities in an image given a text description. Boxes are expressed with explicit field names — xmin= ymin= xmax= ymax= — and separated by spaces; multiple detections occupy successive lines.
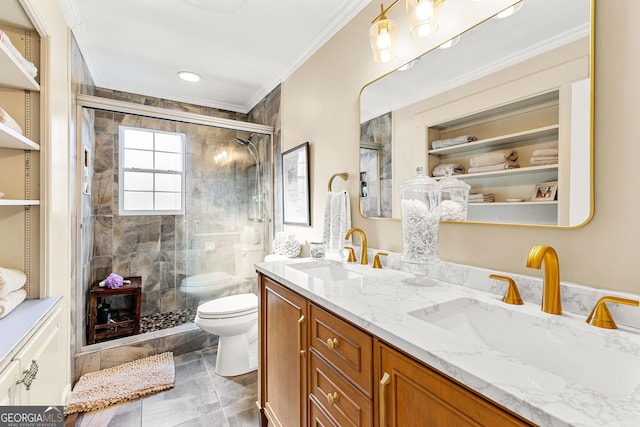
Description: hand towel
xmin=431 ymin=135 xmax=478 ymax=150
xmin=468 ymin=161 xmax=519 ymax=173
xmin=532 ymin=148 xmax=558 ymax=157
xmin=432 ymin=163 xmax=465 ymax=177
xmin=0 ymin=287 xmax=27 ymax=319
xmin=0 ymin=107 xmax=23 ymax=135
xmin=322 ymin=191 xmax=352 ymax=256
xmin=0 ymin=30 xmax=38 ymax=78
xmin=0 ymin=267 xmax=27 ymax=297
xmin=469 ymin=150 xmax=518 ymax=168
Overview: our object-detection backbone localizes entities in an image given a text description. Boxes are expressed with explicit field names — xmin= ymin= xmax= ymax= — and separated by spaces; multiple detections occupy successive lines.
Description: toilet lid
xmin=197 ymin=293 xmax=258 ymax=317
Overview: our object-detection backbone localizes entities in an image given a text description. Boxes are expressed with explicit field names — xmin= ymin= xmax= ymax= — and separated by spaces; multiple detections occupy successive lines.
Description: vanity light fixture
xmin=177 ymin=70 xmax=202 ymax=82
xmin=369 ymin=0 xmax=445 ymax=63
xmin=438 ymin=35 xmax=460 ymax=49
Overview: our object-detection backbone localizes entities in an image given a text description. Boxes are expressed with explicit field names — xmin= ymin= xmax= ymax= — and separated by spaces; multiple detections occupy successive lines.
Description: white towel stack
xmin=530 ymin=148 xmax=558 ymax=166
xmin=431 ymin=135 xmax=478 ymax=150
xmin=322 ymin=191 xmax=352 ymax=257
xmin=0 ymin=107 xmax=23 ymax=135
xmin=0 ymin=30 xmax=38 ymax=78
xmin=432 ymin=163 xmax=465 ymax=177
xmin=0 ymin=267 xmax=27 ymax=319
xmin=468 ymin=192 xmax=495 ymax=203
xmin=468 ymin=150 xmax=519 ymax=173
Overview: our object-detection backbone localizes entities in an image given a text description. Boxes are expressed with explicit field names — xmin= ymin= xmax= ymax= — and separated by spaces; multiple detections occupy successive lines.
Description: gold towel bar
xmin=328 ymin=173 xmax=349 ymax=191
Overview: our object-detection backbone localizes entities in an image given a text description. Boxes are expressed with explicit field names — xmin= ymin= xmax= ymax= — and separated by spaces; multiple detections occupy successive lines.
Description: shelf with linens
xmin=426 ymin=91 xmax=562 ymax=225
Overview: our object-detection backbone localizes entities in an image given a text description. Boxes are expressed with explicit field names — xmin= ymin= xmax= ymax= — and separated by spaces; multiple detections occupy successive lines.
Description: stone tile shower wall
xmin=360 ymin=112 xmax=392 ymax=218
xmin=88 ymin=108 xmax=267 ymax=328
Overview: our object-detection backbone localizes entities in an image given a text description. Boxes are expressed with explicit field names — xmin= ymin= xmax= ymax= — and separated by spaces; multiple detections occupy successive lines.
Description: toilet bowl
xmin=194 ymin=293 xmax=258 ymax=376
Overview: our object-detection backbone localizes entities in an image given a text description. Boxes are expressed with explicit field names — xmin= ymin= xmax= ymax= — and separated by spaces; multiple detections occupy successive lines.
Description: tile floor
xmin=66 ymin=347 xmax=259 ymax=427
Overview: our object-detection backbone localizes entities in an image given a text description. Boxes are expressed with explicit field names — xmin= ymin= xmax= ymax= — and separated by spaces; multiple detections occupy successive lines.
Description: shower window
xmin=118 ymin=126 xmax=186 ymax=215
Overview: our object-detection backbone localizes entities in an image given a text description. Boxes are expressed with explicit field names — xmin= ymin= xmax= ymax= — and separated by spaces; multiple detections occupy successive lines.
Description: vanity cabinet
xmin=258 ymin=273 xmax=532 ymax=427
xmin=0 ymin=361 xmax=21 ymax=405
xmin=377 ymin=343 xmax=532 ymax=427
xmin=260 ymin=275 xmax=308 ymax=427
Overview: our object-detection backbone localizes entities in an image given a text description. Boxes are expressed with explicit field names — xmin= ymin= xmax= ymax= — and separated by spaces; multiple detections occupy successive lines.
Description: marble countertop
xmin=256 ymin=258 xmax=640 ymax=427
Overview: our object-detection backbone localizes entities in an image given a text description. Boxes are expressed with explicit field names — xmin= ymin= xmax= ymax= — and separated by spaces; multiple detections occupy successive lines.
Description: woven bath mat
xmin=65 ymin=352 xmax=175 ymax=415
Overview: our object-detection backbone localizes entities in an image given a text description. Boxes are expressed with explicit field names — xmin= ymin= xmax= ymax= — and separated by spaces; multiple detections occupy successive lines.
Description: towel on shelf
xmin=532 ymin=148 xmax=558 ymax=157
xmin=469 ymin=150 xmax=518 ymax=168
xmin=0 ymin=287 xmax=27 ymax=319
xmin=431 ymin=135 xmax=478 ymax=150
xmin=468 ymin=161 xmax=519 ymax=174
xmin=0 ymin=267 xmax=27 ymax=297
xmin=432 ymin=163 xmax=465 ymax=177
xmin=468 ymin=192 xmax=495 ymax=203
xmin=0 ymin=107 xmax=23 ymax=135
xmin=322 ymin=191 xmax=352 ymax=257
xmin=0 ymin=30 xmax=38 ymax=78
xmin=529 ymin=156 xmax=558 ymax=166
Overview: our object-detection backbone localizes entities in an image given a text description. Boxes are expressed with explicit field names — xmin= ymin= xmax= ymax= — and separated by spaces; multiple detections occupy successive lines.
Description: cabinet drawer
xmin=310 ymin=350 xmax=373 ymax=427
xmin=310 ymin=394 xmax=338 ymax=427
xmin=310 ymin=304 xmax=373 ymax=396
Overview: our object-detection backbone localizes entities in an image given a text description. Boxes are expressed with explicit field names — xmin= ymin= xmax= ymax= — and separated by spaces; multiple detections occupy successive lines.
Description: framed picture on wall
xmin=282 ymin=142 xmax=311 ymax=225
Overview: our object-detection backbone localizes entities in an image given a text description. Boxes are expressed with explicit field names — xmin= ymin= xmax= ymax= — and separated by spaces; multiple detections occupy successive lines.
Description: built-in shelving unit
xmin=0 ymin=42 xmax=40 ymax=91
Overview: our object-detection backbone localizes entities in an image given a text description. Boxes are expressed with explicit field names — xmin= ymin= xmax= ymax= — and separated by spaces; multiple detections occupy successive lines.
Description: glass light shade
xmin=406 ymin=0 xmax=440 ymax=38
xmin=369 ymin=17 xmax=398 ymax=63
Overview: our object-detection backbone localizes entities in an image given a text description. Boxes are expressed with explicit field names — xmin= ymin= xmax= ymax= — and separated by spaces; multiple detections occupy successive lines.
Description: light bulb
xmin=379 ymin=50 xmax=393 ymax=63
xmin=377 ymin=27 xmax=391 ymax=49
xmin=415 ymin=1 xmax=434 ymax=20
xmin=416 ymin=23 xmax=434 ymax=38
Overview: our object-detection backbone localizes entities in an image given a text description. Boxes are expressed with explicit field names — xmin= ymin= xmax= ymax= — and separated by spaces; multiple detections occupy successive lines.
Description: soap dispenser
xmin=440 ymin=168 xmax=470 ymax=221
xmin=399 ymin=166 xmax=442 ymax=264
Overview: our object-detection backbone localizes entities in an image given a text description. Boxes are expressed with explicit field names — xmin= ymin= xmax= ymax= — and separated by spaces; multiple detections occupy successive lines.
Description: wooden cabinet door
xmin=0 ymin=361 xmax=21 ymax=406
xmin=377 ymin=343 xmax=532 ymax=427
xmin=15 ymin=307 xmax=63 ymax=405
xmin=260 ymin=275 xmax=308 ymax=427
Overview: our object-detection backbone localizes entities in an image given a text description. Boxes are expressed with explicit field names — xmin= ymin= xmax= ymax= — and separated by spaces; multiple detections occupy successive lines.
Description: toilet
xmin=195 ymin=293 xmax=258 ymax=376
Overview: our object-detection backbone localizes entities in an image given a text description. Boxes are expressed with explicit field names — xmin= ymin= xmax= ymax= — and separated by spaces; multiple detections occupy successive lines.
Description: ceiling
xmin=58 ymin=0 xmax=371 ymax=113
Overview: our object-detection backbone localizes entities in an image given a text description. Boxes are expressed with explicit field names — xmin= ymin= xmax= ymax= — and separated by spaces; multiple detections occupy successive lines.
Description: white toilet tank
xmin=234 ymin=243 xmax=264 ymax=278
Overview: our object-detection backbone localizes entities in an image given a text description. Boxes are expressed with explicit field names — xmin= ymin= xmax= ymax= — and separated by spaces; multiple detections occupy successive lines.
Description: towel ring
xmin=328 ymin=173 xmax=348 ymax=191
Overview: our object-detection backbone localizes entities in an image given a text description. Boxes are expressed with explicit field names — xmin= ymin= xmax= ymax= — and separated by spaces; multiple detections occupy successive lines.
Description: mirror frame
xmin=358 ymin=0 xmax=594 ymax=229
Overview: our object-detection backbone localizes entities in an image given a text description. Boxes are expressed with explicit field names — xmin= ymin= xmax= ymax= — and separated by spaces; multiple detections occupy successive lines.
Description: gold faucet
xmin=525 ymin=244 xmax=562 ymax=315
xmin=586 ymin=296 xmax=639 ymax=329
xmin=344 ymin=228 xmax=368 ymax=265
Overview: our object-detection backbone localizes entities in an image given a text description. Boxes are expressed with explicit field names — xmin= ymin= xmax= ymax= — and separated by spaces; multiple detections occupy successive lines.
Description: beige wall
xmin=281 ymin=1 xmax=640 ymax=294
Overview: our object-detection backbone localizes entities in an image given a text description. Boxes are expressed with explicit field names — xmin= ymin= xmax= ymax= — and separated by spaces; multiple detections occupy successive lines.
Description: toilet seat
xmin=197 ymin=293 xmax=258 ymax=319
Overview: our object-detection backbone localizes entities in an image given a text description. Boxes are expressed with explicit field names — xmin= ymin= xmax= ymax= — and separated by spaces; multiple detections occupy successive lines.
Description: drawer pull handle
xmin=326 ymin=337 xmax=339 ymax=350
xmin=16 ymin=360 xmax=39 ymax=391
xmin=298 ymin=315 xmax=305 ymax=356
xmin=379 ymin=372 xmax=391 ymax=427
xmin=326 ymin=391 xmax=338 ymax=405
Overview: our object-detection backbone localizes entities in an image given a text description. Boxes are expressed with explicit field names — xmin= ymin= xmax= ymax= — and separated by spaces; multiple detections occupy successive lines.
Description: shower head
xmin=234 ymin=133 xmax=257 ymax=147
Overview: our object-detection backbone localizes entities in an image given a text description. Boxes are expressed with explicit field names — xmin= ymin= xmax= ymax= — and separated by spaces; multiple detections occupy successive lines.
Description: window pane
xmin=155 ymin=133 xmax=183 ymax=153
xmin=124 ymin=129 xmax=153 ymax=149
xmin=123 ymin=191 xmax=153 ymax=211
xmin=155 ymin=152 xmax=183 ymax=171
xmin=155 ymin=192 xmax=181 ymax=211
xmin=124 ymin=148 xmax=154 ymax=169
xmin=155 ymin=173 xmax=181 ymax=192
xmin=124 ymin=171 xmax=153 ymax=191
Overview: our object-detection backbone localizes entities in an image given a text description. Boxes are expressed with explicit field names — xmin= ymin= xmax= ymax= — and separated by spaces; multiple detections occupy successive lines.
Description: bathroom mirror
xmin=359 ymin=0 xmax=593 ymax=227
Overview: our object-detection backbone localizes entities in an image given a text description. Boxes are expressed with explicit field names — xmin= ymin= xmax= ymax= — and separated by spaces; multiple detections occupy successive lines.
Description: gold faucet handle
xmin=373 ymin=252 xmax=388 ymax=269
xmin=345 ymin=246 xmax=357 ymax=263
xmin=489 ymin=274 xmax=523 ymax=305
xmin=586 ymin=296 xmax=639 ymax=329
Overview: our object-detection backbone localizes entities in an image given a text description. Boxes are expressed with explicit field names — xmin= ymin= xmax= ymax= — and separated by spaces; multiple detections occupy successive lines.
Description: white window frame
xmin=118 ymin=125 xmax=186 ymax=216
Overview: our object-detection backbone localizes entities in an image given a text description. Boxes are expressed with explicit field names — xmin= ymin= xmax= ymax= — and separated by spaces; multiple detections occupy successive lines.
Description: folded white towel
xmin=322 ymin=191 xmax=352 ymax=256
xmin=468 ymin=161 xmax=519 ymax=173
xmin=470 ymin=150 xmax=518 ymax=167
xmin=0 ymin=287 xmax=27 ymax=319
xmin=0 ymin=267 xmax=27 ymax=298
xmin=529 ymin=156 xmax=558 ymax=166
xmin=0 ymin=30 xmax=38 ymax=78
xmin=532 ymin=148 xmax=559 ymax=157
xmin=0 ymin=107 xmax=23 ymax=135
xmin=431 ymin=135 xmax=477 ymax=150
xmin=432 ymin=163 xmax=465 ymax=177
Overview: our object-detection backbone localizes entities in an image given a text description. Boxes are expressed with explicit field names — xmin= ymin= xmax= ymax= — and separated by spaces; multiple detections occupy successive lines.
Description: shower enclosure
xmin=78 ymin=101 xmax=272 ymax=346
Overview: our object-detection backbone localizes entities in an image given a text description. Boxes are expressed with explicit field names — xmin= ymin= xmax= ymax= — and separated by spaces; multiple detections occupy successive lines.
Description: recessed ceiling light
xmin=439 ymin=35 xmax=461 ymax=49
xmin=493 ymin=1 xmax=524 ymax=19
xmin=177 ymin=71 xmax=202 ymax=82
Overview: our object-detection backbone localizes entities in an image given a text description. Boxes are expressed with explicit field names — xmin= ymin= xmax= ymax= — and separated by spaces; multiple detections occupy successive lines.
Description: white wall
xmin=282 ymin=1 xmax=640 ymax=294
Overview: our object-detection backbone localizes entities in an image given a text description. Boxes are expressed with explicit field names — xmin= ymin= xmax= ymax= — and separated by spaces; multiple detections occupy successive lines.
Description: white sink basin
xmin=409 ymin=297 xmax=640 ymax=398
xmin=288 ymin=260 xmax=364 ymax=281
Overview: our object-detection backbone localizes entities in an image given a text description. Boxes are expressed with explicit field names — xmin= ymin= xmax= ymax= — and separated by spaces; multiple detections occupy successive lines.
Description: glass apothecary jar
xmin=440 ymin=168 xmax=470 ymax=221
xmin=399 ymin=166 xmax=442 ymax=264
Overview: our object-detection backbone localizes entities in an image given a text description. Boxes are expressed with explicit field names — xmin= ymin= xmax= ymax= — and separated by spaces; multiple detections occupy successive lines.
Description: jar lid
xmin=399 ymin=166 xmax=442 ymax=193
xmin=440 ymin=168 xmax=470 ymax=190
